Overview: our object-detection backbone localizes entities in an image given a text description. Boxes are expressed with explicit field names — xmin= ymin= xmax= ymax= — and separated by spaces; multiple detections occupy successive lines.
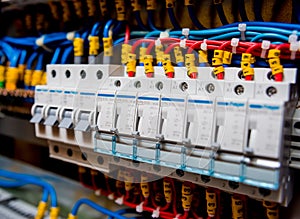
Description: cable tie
xmin=238 ymin=23 xmax=246 ymax=41
xmin=230 ymin=38 xmax=239 ymax=54
xmin=200 ymin=39 xmax=207 ymax=51
xmin=289 ymin=30 xmax=298 ymax=43
xmin=66 ymin=31 xmax=75 ymax=41
xmin=180 ymin=39 xmax=186 ymax=48
xmin=260 ymin=40 xmax=270 ymax=58
xmin=155 ymin=39 xmax=162 ymax=46
xmin=152 ymin=207 xmax=160 ymax=218
xmin=182 ymin=28 xmax=190 ymax=39
xmin=159 ymin=30 xmax=169 ymax=38
xmin=290 ymin=41 xmax=299 ymax=60
xmin=174 ymin=214 xmax=181 ymax=219
xmin=36 ymin=35 xmax=53 ymax=52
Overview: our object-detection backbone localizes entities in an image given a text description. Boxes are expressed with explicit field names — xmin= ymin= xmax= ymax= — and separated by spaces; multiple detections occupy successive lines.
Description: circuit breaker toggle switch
xmin=43 ymin=107 xmax=59 ymax=126
xmin=114 ymin=92 xmax=137 ymax=135
xmin=185 ymin=96 xmax=214 ymax=147
xmin=58 ymin=109 xmax=73 ymax=129
xmin=136 ymin=94 xmax=161 ymax=139
xmin=96 ymin=91 xmax=116 ymax=132
xmin=30 ymin=105 xmax=44 ymax=124
xmin=160 ymin=95 xmax=186 ymax=142
xmin=74 ymin=111 xmax=92 ymax=132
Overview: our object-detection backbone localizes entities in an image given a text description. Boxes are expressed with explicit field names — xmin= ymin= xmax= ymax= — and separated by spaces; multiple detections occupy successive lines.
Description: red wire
xmin=146 ymin=42 xmax=155 ymax=55
xmin=275 ymin=43 xmax=290 ymax=50
xmin=218 ymin=41 xmax=231 ymax=50
xmin=131 ymin=39 xmax=155 ymax=53
xmin=124 ymin=24 xmax=130 ymax=44
xmin=187 ymin=40 xmax=224 ymax=53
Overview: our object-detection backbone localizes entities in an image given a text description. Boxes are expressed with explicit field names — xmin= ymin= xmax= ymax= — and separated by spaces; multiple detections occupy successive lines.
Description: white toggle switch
xmin=43 ymin=107 xmax=59 ymax=126
xmin=75 ymin=111 xmax=92 ymax=132
xmin=30 ymin=105 xmax=44 ymax=124
xmin=58 ymin=109 xmax=73 ymax=129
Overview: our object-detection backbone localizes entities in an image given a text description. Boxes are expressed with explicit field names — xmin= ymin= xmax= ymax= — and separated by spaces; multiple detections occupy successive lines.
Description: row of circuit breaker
xmin=30 ymin=64 xmax=297 ymax=205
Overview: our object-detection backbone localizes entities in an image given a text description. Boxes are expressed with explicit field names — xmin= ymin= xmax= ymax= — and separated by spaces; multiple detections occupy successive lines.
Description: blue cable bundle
xmin=69 ymin=198 xmax=138 ymax=219
xmin=0 ymin=169 xmax=57 ymax=207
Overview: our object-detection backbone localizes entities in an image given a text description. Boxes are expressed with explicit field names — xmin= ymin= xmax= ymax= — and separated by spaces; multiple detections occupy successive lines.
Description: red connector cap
xmin=127 ymin=71 xmax=136 ymax=77
xmin=165 ymin=72 xmax=174 ymax=78
xmin=216 ymin=72 xmax=224 ymax=80
xmin=146 ymin=72 xmax=154 ymax=78
xmin=189 ymin=72 xmax=198 ymax=79
xmin=274 ymin=73 xmax=283 ymax=82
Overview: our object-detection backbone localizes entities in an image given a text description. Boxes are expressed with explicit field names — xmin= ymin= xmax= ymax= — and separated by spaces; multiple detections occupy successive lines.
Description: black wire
xmin=253 ymin=0 xmax=264 ymax=21
xmin=167 ymin=8 xmax=181 ymax=30
xmin=134 ymin=11 xmax=148 ymax=31
xmin=292 ymin=0 xmax=300 ymax=23
xmin=215 ymin=3 xmax=229 ymax=25
xmin=238 ymin=0 xmax=249 ymax=21
xmin=187 ymin=5 xmax=206 ymax=29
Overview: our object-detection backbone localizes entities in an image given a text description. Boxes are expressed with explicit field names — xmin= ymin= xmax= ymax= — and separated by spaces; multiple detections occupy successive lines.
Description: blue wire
xmin=147 ymin=10 xmax=161 ymax=31
xmin=207 ymin=31 xmax=259 ymax=40
xmin=124 ymin=31 xmax=149 ymax=37
xmin=51 ymin=47 xmax=61 ymax=64
xmin=134 ymin=11 xmax=148 ymax=31
xmin=222 ymin=21 xmax=300 ymax=31
xmin=2 ymin=36 xmax=36 ymax=47
xmin=108 ymin=208 xmax=136 ymax=219
xmin=250 ymin=33 xmax=289 ymax=42
xmin=70 ymin=198 xmax=128 ymax=219
xmin=0 ymin=169 xmax=57 ymax=207
xmin=91 ymin=22 xmax=102 ymax=36
xmin=61 ymin=46 xmax=73 ymax=64
xmin=104 ymin=19 xmax=115 ymax=38
xmin=0 ymin=41 xmax=17 ymax=66
xmin=114 ymin=37 xmax=125 ymax=45
xmin=113 ymin=21 xmax=124 ymax=35
xmin=19 ymin=50 xmax=27 ymax=65
xmin=144 ymin=30 xmax=162 ymax=39
xmin=43 ymin=32 xmax=69 ymax=46
xmin=187 ymin=5 xmax=206 ymax=30
xmin=26 ymin=52 xmax=39 ymax=70
xmin=0 ymin=178 xmax=49 ymax=203
xmin=0 ymin=51 xmax=5 ymax=65
xmin=35 ymin=53 xmax=44 ymax=70
xmin=167 ymin=8 xmax=181 ymax=30
xmin=10 ymin=49 xmax=20 ymax=67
